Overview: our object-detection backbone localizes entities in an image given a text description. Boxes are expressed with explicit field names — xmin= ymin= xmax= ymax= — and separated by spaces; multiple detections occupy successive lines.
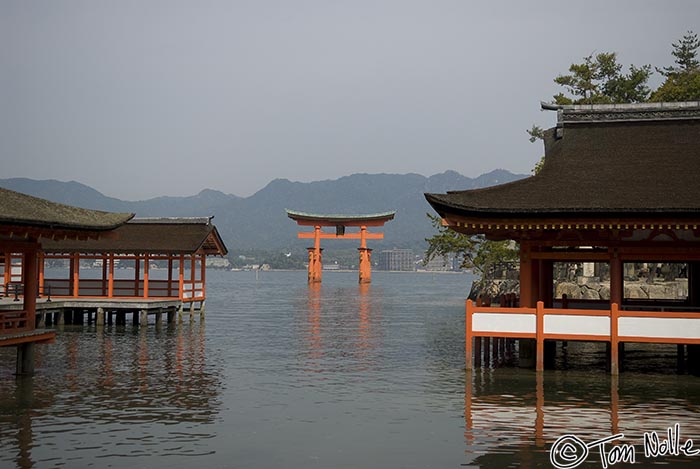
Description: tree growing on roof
xmin=551 ymin=52 xmax=652 ymax=105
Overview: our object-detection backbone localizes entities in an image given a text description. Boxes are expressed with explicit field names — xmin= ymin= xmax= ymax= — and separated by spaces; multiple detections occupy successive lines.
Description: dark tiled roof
xmin=426 ymin=102 xmax=700 ymax=220
xmin=0 ymin=187 xmax=133 ymax=231
xmin=42 ymin=217 xmax=228 ymax=255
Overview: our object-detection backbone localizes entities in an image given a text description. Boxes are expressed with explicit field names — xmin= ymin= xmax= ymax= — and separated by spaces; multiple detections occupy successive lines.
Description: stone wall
xmin=555 ymin=277 xmax=688 ymax=301
xmin=470 ymin=272 xmax=689 ymax=302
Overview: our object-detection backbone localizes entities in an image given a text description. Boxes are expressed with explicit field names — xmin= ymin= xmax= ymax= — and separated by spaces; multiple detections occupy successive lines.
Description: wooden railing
xmin=41 ymin=278 xmax=204 ymax=303
xmin=0 ymin=310 xmax=31 ymax=335
xmin=466 ymin=300 xmax=700 ymax=373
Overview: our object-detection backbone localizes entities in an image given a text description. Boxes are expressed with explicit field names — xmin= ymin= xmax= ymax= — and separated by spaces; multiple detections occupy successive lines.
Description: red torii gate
xmin=286 ymin=210 xmax=395 ymax=284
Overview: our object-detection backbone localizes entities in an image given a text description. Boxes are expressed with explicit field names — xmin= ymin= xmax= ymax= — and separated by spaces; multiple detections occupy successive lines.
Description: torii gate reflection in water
xmin=286 ymin=210 xmax=396 ymax=284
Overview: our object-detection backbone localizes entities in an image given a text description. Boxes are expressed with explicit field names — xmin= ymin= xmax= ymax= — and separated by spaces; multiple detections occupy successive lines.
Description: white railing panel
xmin=619 ymin=317 xmax=700 ymax=340
xmin=472 ymin=313 xmax=535 ymax=334
xmin=545 ymin=315 xmax=610 ymax=336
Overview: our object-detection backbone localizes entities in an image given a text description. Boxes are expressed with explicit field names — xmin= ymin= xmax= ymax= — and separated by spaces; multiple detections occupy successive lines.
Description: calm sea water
xmin=1 ymin=270 xmax=700 ymax=468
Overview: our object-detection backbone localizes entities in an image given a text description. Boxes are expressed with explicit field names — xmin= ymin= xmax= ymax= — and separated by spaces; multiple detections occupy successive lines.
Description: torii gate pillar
xmin=358 ymin=226 xmax=372 ymax=284
xmin=307 ymin=226 xmax=323 ymax=283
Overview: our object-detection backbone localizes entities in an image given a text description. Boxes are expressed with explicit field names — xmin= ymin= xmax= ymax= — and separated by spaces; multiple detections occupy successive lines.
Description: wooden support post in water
xmin=139 ymin=310 xmax=148 ymax=327
xmin=199 ymin=300 xmax=206 ymax=319
xmin=97 ymin=307 xmax=105 ymax=326
xmin=155 ymin=311 xmax=162 ymax=327
xmin=465 ymin=299 xmax=473 ymax=371
xmin=15 ymin=343 xmax=35 ymax=375
xmin=132 ymin=311 xmax=139 ymax=326
xmin=610 ymin=303 xmax=620 ymax=375
xmin=678 ymin=344 xmax=686 ymax=373
xmin=536 ymin=301 xmax=544 ymax=372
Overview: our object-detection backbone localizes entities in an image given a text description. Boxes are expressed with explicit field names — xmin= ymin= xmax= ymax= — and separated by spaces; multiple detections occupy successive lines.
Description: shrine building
xmin=425 ymin=101 xmax=700 ymax=374
xmin=1 ymin=187 xmax=133 ymax=374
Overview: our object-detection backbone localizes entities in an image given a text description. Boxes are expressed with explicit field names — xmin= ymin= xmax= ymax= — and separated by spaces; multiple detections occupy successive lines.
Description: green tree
xmin=651 ymin=31 xmax=700 ymax=102
xmin=423 ymin=214 xmax=517 ymax=275
xmin=552 ymin=52 xmax=652 ymax=104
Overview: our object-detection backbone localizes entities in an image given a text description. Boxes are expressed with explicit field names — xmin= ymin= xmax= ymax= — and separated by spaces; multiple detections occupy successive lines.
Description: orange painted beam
xmin=298 ymin=232 xmax=384 ymax=240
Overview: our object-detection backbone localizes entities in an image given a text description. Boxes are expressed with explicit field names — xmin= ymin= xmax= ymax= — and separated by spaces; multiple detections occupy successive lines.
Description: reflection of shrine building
xmin=0 ymin=322 xmax=222 ymax=467
xmin=426 ymin=102 xmax=700 ymax=374
xmin=464 ymin=370 xmax=700 ymax=468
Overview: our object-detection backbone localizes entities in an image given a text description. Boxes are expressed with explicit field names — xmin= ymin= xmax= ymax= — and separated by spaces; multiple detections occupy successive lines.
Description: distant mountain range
xmin=0 ymin=170 xmax=526 ymax=253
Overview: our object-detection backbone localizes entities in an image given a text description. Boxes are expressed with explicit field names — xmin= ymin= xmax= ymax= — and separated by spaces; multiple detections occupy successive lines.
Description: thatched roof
xmin=42 ymin=217 xmax=228 ymax=256
xmin=426 ymin=102 xmax=700 ymax=221
xmin=0 ymin=187 xmax=133 ymax=232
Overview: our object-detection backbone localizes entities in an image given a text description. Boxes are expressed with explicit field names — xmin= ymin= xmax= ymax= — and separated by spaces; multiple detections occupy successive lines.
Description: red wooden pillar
xmin=72 ymin=253 xmax=80 ymax=297
xmin=539 ymin=259 xmax=553 ymax=308
xmin=143 ymin=253 xmax=150 ymax=298
xmin=190 ymin=254 xmax=196 ymax=298
xmin=535 ymin=301 xmax=545 ymax=372
xmin=465 ymin=299 xmax=474 ymax=370
xmin=23 ymin=246 xmax=38 ymax=331
xmin=178 ymin=254 xmax=185 ymax=300
xmin=134 ymin=256 xmax=140 ymax=296
xmin=3 ymin=252 xmax=10 ymax=294
xmin=609 ymin=248 xmax=623 ymax=307
xmin=200 ymin=254 xmax=206 ymax=299
xmin=108 ymin=253 xmax=114 ymax=298
xmin=519 ymin=243 xmax=534 ymax=307
xmin=610 ymin=303 xmax=620 ymax=375
xmin=101 ymin=254 xmax=108 ymax=296
xmin=38 ymin=252 xmax=45 ymax=297
xmin=167 ymin=257 xmax=174 ymax=297
xmin=519 ymin=242 xmax=539 ymax=369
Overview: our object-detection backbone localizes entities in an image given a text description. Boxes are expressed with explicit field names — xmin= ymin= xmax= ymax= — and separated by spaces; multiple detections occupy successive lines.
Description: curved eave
xmin=0 ymin=187 xmax=134 ymax=232
xmin=286 ymin=209 xmax=396 ymax=224
xmin=424 ymin=194 xmax=700 ymax=221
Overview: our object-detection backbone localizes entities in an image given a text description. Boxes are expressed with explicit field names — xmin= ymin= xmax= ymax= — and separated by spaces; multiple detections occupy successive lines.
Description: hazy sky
xmin=2 ymin=1 xmax=698 ymax=200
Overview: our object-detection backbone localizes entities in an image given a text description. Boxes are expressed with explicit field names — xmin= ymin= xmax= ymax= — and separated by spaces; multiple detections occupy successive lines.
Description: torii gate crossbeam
xmin=286 ymin=210 xmax=396 ymax=284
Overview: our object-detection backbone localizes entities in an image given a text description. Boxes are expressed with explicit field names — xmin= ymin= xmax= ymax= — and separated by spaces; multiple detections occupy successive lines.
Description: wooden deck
xmin=0 ymin=329 xmax=55 ymax=348
xmin=1 ymin=296 xmax=202 ymax=329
